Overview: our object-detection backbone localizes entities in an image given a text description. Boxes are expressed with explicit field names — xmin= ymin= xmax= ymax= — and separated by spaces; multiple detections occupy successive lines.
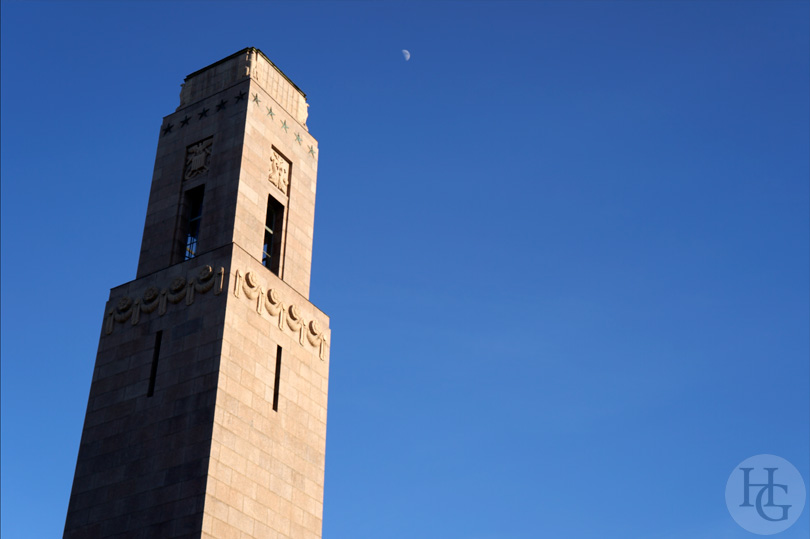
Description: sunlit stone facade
xmin=64 ymin=48 xmax=331 ymax=538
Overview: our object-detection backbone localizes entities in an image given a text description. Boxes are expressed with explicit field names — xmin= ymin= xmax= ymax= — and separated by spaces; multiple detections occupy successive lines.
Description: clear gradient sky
xmin=2 ymin=1 xmax=808 ymax=538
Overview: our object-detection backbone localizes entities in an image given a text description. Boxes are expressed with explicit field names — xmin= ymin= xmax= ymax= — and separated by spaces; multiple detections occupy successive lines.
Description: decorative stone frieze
xmin=233 ymin=269 xmax=329 ymax=360
xmin=104 ymin=265 xmax=225 ymax=334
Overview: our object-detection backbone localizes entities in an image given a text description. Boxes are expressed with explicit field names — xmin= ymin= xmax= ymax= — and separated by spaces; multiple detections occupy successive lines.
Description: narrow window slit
xmin=272 ymin=345 xmax=282 ymax=412
xmin=147 ymin=331 xmax=163 ymax=397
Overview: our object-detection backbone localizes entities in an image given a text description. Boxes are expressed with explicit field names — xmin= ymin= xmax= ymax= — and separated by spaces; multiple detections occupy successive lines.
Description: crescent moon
xmin=402 ymin=49 xmax=411 ymax=61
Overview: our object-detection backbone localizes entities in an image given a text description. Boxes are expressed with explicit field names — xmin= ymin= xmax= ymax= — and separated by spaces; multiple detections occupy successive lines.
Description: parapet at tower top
xmin=177 ymin=47 xmax=309 ymax=129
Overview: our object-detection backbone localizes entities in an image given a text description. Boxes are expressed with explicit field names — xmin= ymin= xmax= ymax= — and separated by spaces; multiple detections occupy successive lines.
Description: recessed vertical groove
xmin=147 ymin=330 xmax=163 ymax=397
xmin=273 ymin=345 xmax=282 ymax=411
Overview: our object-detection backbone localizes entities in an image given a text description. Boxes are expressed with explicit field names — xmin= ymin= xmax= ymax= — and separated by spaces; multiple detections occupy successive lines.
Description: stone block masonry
xmin=65 ymin=48 xmax=331 ymax=538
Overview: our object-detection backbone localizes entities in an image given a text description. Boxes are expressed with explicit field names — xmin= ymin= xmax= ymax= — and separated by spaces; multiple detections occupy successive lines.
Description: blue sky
xmin=1 ymin=1 xmax=808 ymax=537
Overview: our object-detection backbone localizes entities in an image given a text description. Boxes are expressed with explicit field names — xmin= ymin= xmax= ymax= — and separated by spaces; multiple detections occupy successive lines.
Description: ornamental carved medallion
xmin=184 ymin=137 xmax=213 ymax=180
xmin=268 ymin=149 xmax=290 ymax=195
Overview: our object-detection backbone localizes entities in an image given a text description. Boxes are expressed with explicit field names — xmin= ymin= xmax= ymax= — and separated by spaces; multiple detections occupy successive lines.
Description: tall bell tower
xmin=64 ymin=48 xmax=331 ymax=538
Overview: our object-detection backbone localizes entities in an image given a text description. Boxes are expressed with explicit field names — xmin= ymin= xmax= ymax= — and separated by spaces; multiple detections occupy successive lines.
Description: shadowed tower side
xmin=64 ymin=48 xmax=331 ymax=538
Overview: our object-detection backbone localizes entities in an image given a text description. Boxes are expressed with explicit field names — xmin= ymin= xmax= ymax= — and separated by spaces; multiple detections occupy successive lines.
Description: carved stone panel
xmin=233 ymin=269 xmax=329 ymax=360
xmin=184 ymin=137 xmax=213 ymax=180
xmin=268 ymin=148 xmax=290 ymax=195
xmin=104 ymin=265 xmax=225 ymax=335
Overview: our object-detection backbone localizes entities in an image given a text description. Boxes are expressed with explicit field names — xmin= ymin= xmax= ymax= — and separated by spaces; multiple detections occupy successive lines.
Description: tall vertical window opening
xmin=147 ymin=331 xmax=163 ymax=397
xmin=262 ymin=195 xmax=284 ymax=275
xmin=184 ymin=186 xmax=205 ymax=260
xmin=272 ymin=345 xmax=282 ymax=412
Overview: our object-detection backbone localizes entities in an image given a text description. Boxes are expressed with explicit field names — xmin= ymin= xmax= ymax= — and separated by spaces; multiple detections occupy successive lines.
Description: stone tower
xmin=64 ymin=48 xmax=331 ymax=538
